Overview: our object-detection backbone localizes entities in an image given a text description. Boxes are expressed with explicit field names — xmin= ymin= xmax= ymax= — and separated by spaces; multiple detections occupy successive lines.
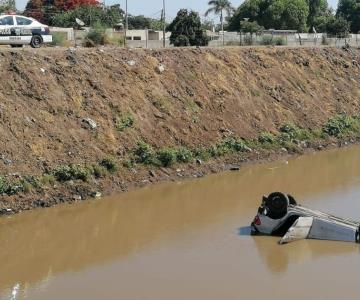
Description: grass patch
xmin=100 ymin=157 xmax=118 ymax=173
xmin=322 ymin=115 xmax=360 ymax=138
xmin=54 ymin=164 xmax=92 ymax=182
xmin=115 ymin=114 xmax=135 ymax=132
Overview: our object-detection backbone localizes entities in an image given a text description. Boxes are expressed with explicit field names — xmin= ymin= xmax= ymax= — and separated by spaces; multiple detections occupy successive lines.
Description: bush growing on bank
xmin=3 ymin=114 xmax=360 ymax=198
xmin=100 ymin=157 xmax=118 ymax=173
xmin=54 ymin=164 xmax=92 ymax=182
xmin=322 ymin=115 xmax=359 ymax=137
xmin=116 ymin=114 xmax=135 ymax=131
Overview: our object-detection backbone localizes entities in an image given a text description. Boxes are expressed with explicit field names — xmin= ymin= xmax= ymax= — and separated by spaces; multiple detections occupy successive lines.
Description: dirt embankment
xmin=0 ymin=46 xmax=360 ymax=213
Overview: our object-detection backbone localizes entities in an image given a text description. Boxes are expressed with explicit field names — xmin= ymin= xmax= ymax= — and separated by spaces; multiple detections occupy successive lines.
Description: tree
xmin=240 ymin=20 xmax=263 ymax=34
xmin=53 ymin=0 xmax=99 ymax=11
xmin=0 ymin=0 xmax=15 ymax=13
xmin=337 ymin=0 xmax=360 ymax=33
xmin=205 ymin=0 xmax=234 ymax=45
xmin=228 ymin=0 xmax=309 ymax=32
xmin=308 ymin=0 xmax=329 ymax=30
xmin=167 ymin=9 xmax=209 ymax=47
xmin=326 ymin=15 xmax=350 ymax=37
xmin=52 ymin=4 xmax=124 ymax=28
xmin=127 ymin=15 xmax=166 ymax=30
xmin=24 ymin=0 xmax=100 ymax=24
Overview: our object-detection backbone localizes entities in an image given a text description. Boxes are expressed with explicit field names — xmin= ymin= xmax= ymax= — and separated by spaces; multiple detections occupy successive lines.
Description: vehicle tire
xmin=288 ymin=194 xmax=297 ymax=206
xmin=30 ymin=35 xmax=43 ymax=48
xmin=265 ymin=192 xmax=289 ymax=219
xmin=10 ymin=45 xmax=23 ymax=48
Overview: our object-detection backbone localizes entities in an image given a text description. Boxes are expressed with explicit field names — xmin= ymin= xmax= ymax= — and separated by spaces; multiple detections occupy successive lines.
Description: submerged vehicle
xmin=251 ymin=192 xmax=360 ymax=244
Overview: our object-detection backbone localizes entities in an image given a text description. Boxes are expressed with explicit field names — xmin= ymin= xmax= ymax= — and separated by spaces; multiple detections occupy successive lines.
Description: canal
xmin=1 ymin=146 xmax=360 ymax=300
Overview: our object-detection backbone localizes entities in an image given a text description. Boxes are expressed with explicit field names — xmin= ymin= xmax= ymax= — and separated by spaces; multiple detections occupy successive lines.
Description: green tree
xmin=167 ymin=9 xmax=209 ymax=47
xmin=326 ymin=15 xmax=350 ymax=37
xmin=240 ymin=19 xmax=264 ymax=33
xmin=337 ymin=0 xmax=360 ymax=33
xmin=228 ymin=0 xmax=309 ymax=32
xmin=52 ymin=5 xmax=124 ymax=28
xmin=308 ymin=0 xmax=329 ymax=30
xmin=0 ymin=0 xmax=15 ymax=13
xmin=128 ymin=15 xmax=151 ymax=29
xmin=205 ymin=0 xmax=234 ymax=45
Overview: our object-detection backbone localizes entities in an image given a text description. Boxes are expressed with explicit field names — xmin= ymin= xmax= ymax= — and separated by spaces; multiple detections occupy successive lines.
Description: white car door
xmin=14 ymin=16 xmax=34 ymax=44
xmin=0 ymin=16 xmax=15 ymax=45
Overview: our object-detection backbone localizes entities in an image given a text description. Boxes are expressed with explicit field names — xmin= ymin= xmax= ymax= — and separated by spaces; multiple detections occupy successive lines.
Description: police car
xmin=0 ymin=14 xmax=52 ymax=48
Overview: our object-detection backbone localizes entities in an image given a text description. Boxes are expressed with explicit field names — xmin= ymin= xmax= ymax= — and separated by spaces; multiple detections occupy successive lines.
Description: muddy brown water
xmin=2 ymin=146 xmax=360 ymax=300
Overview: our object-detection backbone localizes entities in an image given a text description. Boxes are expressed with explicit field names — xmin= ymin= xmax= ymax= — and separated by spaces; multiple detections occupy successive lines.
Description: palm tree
xmin=205 ymin=0 xmax=234 ymax=45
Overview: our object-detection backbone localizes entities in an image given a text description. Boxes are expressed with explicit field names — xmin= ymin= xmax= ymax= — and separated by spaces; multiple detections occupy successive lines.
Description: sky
xmin=16 ymin=0 xmax=339 ymax=20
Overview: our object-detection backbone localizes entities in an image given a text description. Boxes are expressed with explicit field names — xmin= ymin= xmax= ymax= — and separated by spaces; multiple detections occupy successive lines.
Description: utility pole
xmin=125 ymin=0 xmax=128 ymax=47
xmin=162 ymin=0 xmax=166 ymax=48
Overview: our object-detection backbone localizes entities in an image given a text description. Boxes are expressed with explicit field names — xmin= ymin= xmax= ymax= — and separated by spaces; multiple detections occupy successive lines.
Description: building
xmin=125 ymin=29 xmax=170 ymax=41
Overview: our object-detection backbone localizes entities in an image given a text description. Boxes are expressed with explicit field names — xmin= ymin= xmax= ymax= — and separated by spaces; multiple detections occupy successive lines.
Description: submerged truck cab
xmin=251 ymin=192 xmax=360 ymax=244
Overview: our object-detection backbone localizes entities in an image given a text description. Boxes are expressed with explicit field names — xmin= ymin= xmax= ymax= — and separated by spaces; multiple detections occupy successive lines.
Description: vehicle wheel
xmin=10 ymin=45 xmax=23 ymax=48
xmin=288 ymin=194 xmax=297 ymax=206
xmin=265 ymin=192 xmax=289 ymax=219
xmin=30 ymin=35 xmax=43 ymax=48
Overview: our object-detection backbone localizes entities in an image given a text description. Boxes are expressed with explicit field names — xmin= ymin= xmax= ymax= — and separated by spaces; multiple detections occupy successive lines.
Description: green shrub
xmin=100 ymin=157 xmax=118 ymax=173
xmin=221 ymin=137 xmax=247 ymax=152
xmin=193 ymin=146 xmax=211 ymax=161
xmin=279 ymin=123 xmax=300 ymax=138
xmin=92 ymin=165 xmax=107 ymax=178
xmin=323 ymin=115 xmax=358 ymax=137
xmin=156 ymin=149 xmax=177 ymax=167
xmin=54 ymin=164 xmax=91 ymax=182
xmin=133 ymin=142 xmax=155 ymax=164
xmin=176 ymin=147 xmax=194 ymax=163
xmin=51 ymin=32 xmax=70 ymax=47
xmin=259 ymin=132 xmax=276 ymax=144
xmin=260 ymin=35 xmax=274 ymax=45
xmin=0 ymin=176 xmax=7 ymax=194
xmin=116 ymin=114 xmax=135 ymax=131
xmin=40 ymin=174 xmax=56 ymax=186
xmin=83 ymin=23 xmax=108 ymax=47
xmin=274 ymin=37 xmax=286 ymax=45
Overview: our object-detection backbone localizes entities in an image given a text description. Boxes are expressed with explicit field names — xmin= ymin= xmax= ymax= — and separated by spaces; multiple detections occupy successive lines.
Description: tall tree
xmin=205 ymin=0 xmax=234 ymax=45
xmin=167 ymin=9 xmax=209 ymax=47
xmin=228 ymin=0 xmax=309 ymax=32
xmin=308 ymin=0 xmax=329 ymax=30
xmin=337 ymin=0 xmax=360 ymax=33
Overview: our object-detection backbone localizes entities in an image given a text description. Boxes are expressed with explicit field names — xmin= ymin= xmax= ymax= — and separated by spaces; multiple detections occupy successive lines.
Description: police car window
xmin=16 ymin=17 xmax=33 ymax=26
xmin=0 ymin=16 xmax=14 ymax=26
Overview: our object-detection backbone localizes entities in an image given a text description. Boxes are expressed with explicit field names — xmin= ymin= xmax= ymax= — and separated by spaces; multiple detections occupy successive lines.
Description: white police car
xmin=0 ymin=14 xmax=52 ymax=48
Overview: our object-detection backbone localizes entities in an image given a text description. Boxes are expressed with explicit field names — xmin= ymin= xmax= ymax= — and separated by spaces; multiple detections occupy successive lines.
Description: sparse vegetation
xmin=116 ymin=114 xmax=135 ymax=131
xmin=100 ymin=157 xmax=118 ymax=173
xmin=156 ymin=149 xmax=177 ymax=167
xmin=54 ymin=164 xmax=92 ymax=182
xmin=322 ymin=114 xmax=359 ymax=137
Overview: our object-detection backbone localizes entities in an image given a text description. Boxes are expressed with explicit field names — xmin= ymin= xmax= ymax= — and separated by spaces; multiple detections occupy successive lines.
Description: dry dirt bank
xmin=0 ymin=46 xmax=360 ymax=213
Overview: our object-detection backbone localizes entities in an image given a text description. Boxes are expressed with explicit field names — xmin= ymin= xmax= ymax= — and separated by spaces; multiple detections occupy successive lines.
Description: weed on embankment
xmin=1 ymin=114 xmax=360 ymax=197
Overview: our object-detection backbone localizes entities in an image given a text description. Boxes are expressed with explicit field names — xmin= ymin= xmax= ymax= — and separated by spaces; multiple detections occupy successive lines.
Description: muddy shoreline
xmin=0 ymin=136 xmax=356 ymax=216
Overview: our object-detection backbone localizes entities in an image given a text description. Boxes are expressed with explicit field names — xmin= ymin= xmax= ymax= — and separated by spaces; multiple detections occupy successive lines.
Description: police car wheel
xmin=30 ymin=35 xmax=43 ymax=48
xmin=265 ymin=192 xmax=289 ymax=219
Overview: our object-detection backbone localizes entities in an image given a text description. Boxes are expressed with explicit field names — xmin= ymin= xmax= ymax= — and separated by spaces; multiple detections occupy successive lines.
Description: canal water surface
xmin=1 ymin=146 xmax=360 ymax=300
